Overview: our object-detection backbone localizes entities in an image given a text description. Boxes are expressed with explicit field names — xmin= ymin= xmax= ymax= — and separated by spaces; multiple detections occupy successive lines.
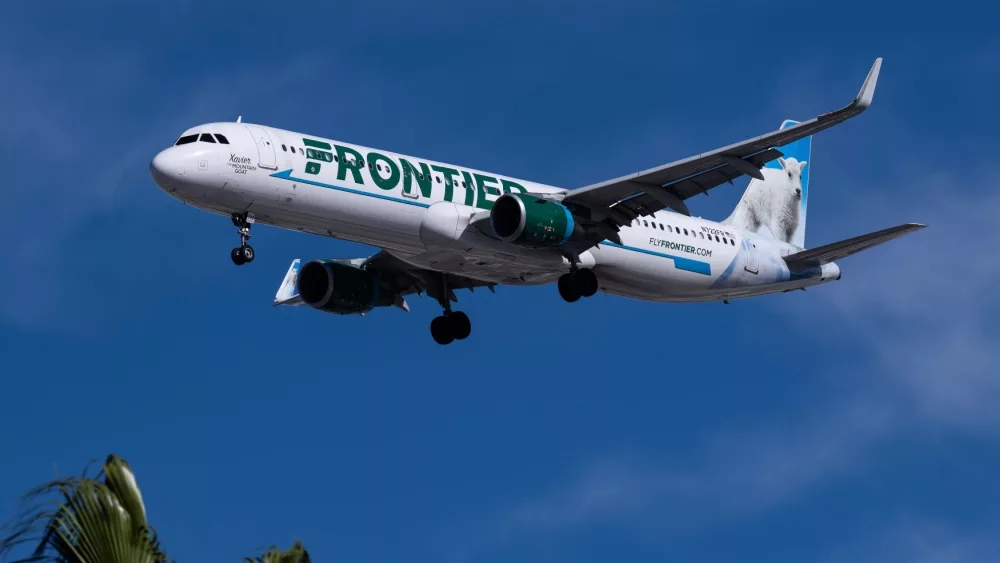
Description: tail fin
xmin=724 ymin=120 xmax=812 ymax=248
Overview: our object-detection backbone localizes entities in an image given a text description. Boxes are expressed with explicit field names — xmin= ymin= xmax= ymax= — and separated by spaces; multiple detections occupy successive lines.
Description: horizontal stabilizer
xmin=784 ymin=223 xmax=925 ymax=269
xmin=273 ymin=259 xmax=304 ymax=306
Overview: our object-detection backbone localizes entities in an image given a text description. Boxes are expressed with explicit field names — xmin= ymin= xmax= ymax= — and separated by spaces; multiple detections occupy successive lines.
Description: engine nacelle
xmin=297 ymin=260 xmax=392 ymax=314
xmin=489 ymin=193 xmax=577 ymax=247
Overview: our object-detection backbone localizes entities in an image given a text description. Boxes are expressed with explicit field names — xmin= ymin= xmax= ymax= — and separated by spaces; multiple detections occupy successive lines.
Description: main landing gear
xmin=230 ymin=211 xmax=255 ymax=266
xmin=558 ymin=268 xmax=598 ymax=303
xmin=430 ymin=274 xmax=472 ymax=345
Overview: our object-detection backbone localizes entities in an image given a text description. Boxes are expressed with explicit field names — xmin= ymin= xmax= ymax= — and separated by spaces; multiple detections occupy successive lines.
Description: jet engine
xmin=297 ymin=260 xmax=393 ymax=314
xmin=489 ymin=193 xmax=578 ymax=247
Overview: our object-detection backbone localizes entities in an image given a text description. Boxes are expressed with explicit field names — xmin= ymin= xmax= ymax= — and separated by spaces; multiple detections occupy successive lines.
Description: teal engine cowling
xmin=489 ymin=193 xmax=577 ymax=247
xmin=297 ymin=260 xmax=392 ymax=314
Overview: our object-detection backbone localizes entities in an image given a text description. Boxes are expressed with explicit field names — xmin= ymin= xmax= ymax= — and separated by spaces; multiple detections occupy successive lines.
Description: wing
xmin=363 ymin=251 xmax=496 ymax=309
xmin=562 ymin=58 xmax=882 ymax=227
xmin=783 ymin=223 xmax=925 ymax=270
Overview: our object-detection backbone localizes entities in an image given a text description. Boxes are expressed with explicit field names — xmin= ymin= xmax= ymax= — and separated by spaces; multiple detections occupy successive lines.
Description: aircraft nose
xmin=150 ymin=149 xmax=183 ymax=191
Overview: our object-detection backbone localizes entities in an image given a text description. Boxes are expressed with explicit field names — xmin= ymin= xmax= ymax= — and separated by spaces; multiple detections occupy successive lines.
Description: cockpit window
xmin=200 ymin=133 xmax=216 ymax=143
xmin=215 ymin=134 xmax=230 ymax=144
xmin=175 ymin=134 xmax=198 ymax=145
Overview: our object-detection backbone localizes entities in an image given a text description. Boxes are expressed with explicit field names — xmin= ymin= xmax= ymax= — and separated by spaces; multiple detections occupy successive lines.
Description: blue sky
xmin=2 ymin=1 xmax=999 ymax=562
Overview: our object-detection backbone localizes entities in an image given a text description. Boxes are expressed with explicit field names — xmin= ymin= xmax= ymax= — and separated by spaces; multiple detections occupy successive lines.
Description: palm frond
xmin=243 ymin=540 xmax=311 ymax=563
xmin=1 ymin=455 xmax=170 ymax=563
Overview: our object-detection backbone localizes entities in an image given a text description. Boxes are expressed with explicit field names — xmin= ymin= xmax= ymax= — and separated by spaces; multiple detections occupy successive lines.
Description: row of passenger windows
xmin=636 ymin=218 xmax=736 ymax=246
xmin=175 ymin=133 xmax=230 ymax=145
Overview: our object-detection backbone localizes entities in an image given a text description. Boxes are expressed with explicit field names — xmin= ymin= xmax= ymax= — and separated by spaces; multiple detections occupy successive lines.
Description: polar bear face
xmin=778 ymin=157 xmax=807 ymax=200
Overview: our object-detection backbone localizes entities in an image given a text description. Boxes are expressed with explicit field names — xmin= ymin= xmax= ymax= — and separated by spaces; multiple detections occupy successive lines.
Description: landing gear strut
xmin=230 ymin=211 xmax=255 ymax=266
xmin=429 ymin=274 xmax=472 ymax=345
xmin=558 ymin=267 xmax=598 ymax=303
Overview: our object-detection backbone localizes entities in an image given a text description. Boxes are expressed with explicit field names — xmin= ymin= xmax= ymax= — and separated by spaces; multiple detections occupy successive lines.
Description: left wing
xmin=562 ymin=58 xmax=882 ymax=226
xmin=273 ymin=251 xmax=495 ymax=312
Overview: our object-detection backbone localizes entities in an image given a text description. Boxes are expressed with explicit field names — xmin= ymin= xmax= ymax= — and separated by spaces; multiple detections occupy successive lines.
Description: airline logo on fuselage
xmin=649 ymin=237 xmax=713 ymax=258
xmin=297 ymin=137 xmax=526 ymax=210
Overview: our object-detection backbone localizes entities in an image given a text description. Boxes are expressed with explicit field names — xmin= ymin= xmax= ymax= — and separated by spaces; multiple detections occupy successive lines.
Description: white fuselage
xmin=150 ymin=122 xmax=841 ymax=302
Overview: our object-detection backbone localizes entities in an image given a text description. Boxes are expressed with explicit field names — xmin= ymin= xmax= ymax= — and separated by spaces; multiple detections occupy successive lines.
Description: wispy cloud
xmin=458 ymin=166 xmax=1000 ymax=555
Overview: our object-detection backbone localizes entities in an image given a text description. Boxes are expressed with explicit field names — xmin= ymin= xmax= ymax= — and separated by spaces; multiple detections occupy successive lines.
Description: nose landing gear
xmin=558 ymin=267 xmax=598 ymax=302
xmin=230 ymin=211 xmax=255 ymax=266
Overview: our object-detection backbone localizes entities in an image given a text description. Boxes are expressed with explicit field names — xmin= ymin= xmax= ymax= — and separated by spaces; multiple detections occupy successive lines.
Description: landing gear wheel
xmin=574 ymin=268 xmax=598 ymax=297
xmin=448 ymin=311 xmax=472 ymax=340
xmin=558 ymin=273 xmax=581 ymax=303
xmin=231 ymin=247 xmax=246 ymax=266
xmin=231 ymin=211 xmax=255 ymax=265
xmin=430 ymin=316 xmax=455 ymax=345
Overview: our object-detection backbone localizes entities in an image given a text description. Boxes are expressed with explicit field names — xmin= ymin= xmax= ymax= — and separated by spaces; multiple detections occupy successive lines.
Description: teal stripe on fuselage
xmin=602 ymin=241 xmax=712 ymax=275
xmin=271 ymin=169 xmax=431 ymax=208
xmin=272 ymin=169 xmax=711 ymax=274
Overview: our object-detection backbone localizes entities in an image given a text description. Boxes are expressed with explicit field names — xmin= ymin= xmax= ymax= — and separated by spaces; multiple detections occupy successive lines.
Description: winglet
xmin=854 ymin=58 xmax=882 ymax=110
xmin=273 ymin=259 xmax=303 ymax=306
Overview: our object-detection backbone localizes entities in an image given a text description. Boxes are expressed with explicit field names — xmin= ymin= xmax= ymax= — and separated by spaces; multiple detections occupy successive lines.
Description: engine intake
xmin=298 ymin=260 xmax=389 ymax=314
xmin=490 ymin=193 xmax=576 ymax=247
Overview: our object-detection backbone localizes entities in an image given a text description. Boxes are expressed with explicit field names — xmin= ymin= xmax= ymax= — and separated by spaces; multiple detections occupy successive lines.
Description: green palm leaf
xmin=1 ymin=455 xmax=170 ymax=563
xmin=243 ymin=540 xmax=311 ymax=563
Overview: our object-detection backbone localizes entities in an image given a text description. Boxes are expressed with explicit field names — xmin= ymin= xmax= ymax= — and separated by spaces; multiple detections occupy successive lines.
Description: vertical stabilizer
xmin=724 ymin=120 xmax=812 ymax=248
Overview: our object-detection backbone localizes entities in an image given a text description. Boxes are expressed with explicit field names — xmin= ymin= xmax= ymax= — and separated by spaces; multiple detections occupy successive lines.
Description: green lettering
xmin=431 ymin=165 xmax=460 ymax=202
xmin=304 ymin=138 xmax=333 ymax=150
xmin=335 ymin=145 xmax=364 ymax=185
xmin=305 ymin=162 xmax=321 ymax=175
xmin=460 ymin=171 xmax=476 ymax=206
xmin=501 ymin=179 xmax=527 ymax=194
xmin=474 ymin=173 xmax=501 ymax=210
xmin=401 ymin=159 xmax=432 ymax=198
xmin=367 ymin=152 xmax=400 ymax=191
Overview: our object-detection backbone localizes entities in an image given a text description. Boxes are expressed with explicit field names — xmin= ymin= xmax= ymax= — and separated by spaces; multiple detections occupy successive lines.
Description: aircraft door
xmin=245 ymin=125 xmax=277 ymax=170
xmin=743 ymin=239 xmax=759 ymax=274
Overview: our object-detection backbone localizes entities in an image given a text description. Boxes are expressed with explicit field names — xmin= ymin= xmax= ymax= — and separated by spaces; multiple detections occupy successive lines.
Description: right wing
xmin=783 ymin=223 xmax=926 ymax=270
xmin=562 ymin=59 xmax=882 ymax=229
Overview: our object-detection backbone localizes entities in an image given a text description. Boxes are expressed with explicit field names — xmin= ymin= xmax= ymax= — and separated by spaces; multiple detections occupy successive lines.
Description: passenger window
xmin=715 ymin=235 xmax=720 ymax=242
xmin=281 ymin=144 xmax=287 ymax=152
xmin=643 ymin=220 xmax=648 ymax=227
xmin=199 ymin=133 xmax=216 ymax=143
xmin=699 ymin=232 xmax=704 ymax=239
xmin=334 ymin=155 xmax=338 ymax=162
xmin=436 ymin=176 xmax=442 ymax=183
xmin=722 ymin=238 xmax=728 ymax=245
xmin=731 ymin=239 xmax=736 ymax=246
xmin=175 ymin=134 xmax=198 ymax=145
xmin=660 ymin=224 xmax=664 ymax=230
xmin=299 ymin=148 xmax=304 ymax=155
xmin=683 ymin=228 xmax=688 ymax=235
xmin=215 ymin=134 xmax=230 ymax=144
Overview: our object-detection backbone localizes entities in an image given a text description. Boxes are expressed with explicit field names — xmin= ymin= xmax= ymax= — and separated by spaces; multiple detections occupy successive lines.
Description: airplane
xmin=150 ymin=58 xmax=924 ymax=345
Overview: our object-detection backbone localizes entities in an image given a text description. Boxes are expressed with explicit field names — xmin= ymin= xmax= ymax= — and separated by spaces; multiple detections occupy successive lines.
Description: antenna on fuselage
xmin=236 ymin=115 xmax=242 ymax=123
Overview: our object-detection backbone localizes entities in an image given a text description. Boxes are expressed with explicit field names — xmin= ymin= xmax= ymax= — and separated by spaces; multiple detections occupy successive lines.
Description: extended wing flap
xmin=783 ymin=223 xmax=925 ymax=270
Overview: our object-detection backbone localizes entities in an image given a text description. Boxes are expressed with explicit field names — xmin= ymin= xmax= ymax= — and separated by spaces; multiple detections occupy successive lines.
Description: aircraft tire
xmin=430 ymin=316 xmax=455 ymax=345
xmin=241 ymin=245 xmax=255 ymax=263
xmin=449 ymin=311 xmax=471 ymax=340
xmin=575 ymin=268 xmax=598 ymax=297
xmin=558 ymin=273 xmax=581 ymax=303
xmin=231 ymin=248 xmax=246 ymax=266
